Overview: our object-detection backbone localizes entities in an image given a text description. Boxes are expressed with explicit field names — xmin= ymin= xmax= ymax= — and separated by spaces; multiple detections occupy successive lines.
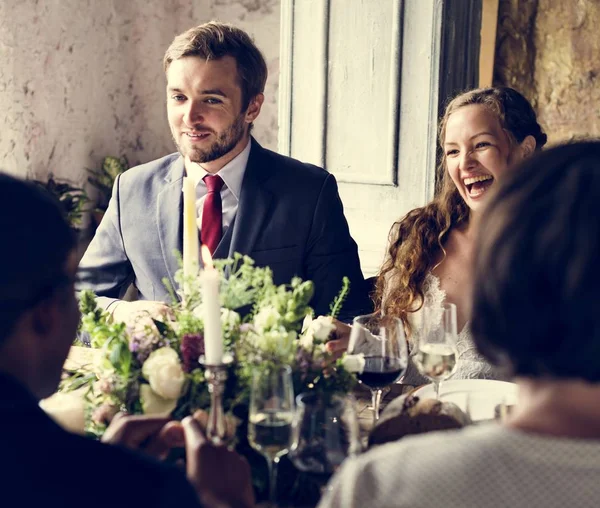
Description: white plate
xmin=412 ymin=379 xmax=518 ymax=422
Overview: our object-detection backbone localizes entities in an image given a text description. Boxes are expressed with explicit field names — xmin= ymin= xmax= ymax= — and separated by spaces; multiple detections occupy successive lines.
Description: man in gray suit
xmin=77 ymin=22 xmax=369 ymax=324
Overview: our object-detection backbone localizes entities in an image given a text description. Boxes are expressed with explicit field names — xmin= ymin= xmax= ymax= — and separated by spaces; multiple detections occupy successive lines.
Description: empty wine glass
xmin=348 ymin=313 xmax=408 ymax=420
xmin=414 ymin=303 xmax=459 ymax=399
xmin=248 ymin=365 xmax=295 ymax=506
xmin=290 ymin=393 xmax=361 ymax=493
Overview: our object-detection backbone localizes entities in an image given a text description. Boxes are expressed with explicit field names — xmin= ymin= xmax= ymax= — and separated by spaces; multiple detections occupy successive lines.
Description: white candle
xmin=182 ymin=176 xmax=199 ymax=278
xmin=201 ymin=245 xmax=223 ymax=365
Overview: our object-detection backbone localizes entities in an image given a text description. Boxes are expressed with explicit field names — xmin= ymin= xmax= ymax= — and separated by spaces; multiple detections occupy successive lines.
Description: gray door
xmin=279 ymin=0 xmax=444 ymax=276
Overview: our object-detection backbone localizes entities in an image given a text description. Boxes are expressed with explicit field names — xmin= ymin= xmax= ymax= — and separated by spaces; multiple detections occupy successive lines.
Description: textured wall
xmin=0 ymin=0 xmax=280 ymax=188
xmin=494 ymin=0 xmax=600 ymax=144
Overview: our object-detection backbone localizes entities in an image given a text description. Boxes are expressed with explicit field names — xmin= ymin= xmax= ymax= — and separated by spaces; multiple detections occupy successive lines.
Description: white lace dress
xmin=401 ymin=273 xmax=506 ymax=385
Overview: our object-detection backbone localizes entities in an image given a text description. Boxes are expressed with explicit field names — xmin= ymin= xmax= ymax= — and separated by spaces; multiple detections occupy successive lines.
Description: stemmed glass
xmin=348 ymin=313 xmax=408 ymax=420
xmin=414 ymin=302 xmax=459 ymax=399
xmin=289 ymin=393 xmax=361 ymax=495
xmin=248 ymin=365 xmax=295 ymax=507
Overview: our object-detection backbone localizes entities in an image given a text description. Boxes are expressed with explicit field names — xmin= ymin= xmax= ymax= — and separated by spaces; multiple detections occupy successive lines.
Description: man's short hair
xmin=163 ymin=21 xmax=268 ymax=111
xmin=472 ymin=141 xmax=600 ymax=382
xmin=0 ymin=173 xmax=76 ymax=344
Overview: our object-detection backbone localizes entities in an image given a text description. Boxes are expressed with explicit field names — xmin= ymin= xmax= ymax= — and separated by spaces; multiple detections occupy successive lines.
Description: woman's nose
xmin=460 ymin=150 xmax=477 ymax=171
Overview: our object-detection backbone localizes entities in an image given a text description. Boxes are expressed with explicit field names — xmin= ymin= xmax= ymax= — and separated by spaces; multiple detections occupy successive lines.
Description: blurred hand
xmin=326 ymin=318 xmax=351 ymax=359
xmin=111 ymin=300 xmax=174 ymax=327
xmin=183 ymin=413 xmax=255 ymax=508
xmin=102 ymin=413 xmax=184 ymax=460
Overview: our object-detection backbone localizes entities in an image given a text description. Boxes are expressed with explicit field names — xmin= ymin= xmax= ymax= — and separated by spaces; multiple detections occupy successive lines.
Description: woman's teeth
xmin=464 ymin=175 xmax=494 ymax=197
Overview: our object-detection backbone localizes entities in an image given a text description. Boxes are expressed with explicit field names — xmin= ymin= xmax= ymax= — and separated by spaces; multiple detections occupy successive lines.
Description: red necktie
xmin=201 ymin=174 xmax=224 ymax=255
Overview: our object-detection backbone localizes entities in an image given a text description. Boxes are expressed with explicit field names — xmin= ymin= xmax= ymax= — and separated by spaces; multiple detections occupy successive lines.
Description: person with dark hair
xmin=319 ymin=141 xmax=600 ymax=508
xmin=0 ymin=173 xmax=254 ymax=508
xmin=329 ymin=86 xmax=546 ymax=381
xmin=76 ymin=21 xmax=369 ymax=325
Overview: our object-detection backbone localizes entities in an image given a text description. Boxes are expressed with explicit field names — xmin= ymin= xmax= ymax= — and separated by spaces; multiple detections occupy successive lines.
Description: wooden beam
xmin=479 ymin=0 xmax=500 ymax=87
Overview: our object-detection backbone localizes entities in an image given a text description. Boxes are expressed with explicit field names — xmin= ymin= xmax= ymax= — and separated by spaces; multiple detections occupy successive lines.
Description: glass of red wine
xmin=348 ymin=312 xmax=407 ymax=420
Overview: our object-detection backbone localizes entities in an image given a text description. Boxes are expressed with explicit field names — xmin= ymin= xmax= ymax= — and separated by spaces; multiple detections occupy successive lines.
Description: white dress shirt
xmin=185 ymin=140 xmax=251 ymax=236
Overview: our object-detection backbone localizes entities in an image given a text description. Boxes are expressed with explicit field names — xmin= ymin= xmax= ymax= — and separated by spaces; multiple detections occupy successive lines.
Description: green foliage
xmin=87 ymin=155 xmax=129 ymax=212
xmin=329 ymin=276 xmax=350 ymax=320
xmin=215 ymin=253 xmax=275 ymax=311
xmin=78 ymin=290 xmax=127 ymax=349
xmin=63 ymin=256 xmax=357 ymax=440
xmin=33 ymin=174 xmax=89 ymax=230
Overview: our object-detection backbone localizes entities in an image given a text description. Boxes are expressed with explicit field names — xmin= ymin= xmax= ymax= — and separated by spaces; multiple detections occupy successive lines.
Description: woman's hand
xmin=325 ymin=319 xmax=352 ymax=359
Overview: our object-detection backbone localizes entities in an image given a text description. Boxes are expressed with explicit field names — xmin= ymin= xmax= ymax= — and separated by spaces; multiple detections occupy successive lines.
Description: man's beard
xmin=176 ymin=114 xmax=247 ymax=164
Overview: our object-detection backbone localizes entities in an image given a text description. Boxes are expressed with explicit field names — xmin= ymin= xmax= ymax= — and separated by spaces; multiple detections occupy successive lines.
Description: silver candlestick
xmin=199 ymin=354 xmax=233 ymax=445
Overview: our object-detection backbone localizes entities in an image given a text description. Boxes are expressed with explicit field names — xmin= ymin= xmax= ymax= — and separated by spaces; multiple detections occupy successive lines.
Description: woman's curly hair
xmin=374 ymin=87 xmax=547 ymax=337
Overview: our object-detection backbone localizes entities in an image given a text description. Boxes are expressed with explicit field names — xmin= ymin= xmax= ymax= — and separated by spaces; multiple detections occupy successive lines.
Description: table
xmin=354 ymin=383 xmax=416 ymax=437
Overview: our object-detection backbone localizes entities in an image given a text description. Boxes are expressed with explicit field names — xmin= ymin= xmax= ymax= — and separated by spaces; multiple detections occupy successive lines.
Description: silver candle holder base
xmin=199 ymin=354 xmax=234 ymax=445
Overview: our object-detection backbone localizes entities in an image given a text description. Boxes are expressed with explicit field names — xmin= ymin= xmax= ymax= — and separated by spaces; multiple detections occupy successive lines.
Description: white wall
xmin=0 ymin=0 xmax=280 ymax=187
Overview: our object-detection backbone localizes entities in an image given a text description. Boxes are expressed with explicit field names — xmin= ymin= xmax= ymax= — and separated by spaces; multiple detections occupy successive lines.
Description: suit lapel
xmin=157 ymin=157 xmax=185 ymax=298
xmin=228 ymin=139 xmax=274 ymax=258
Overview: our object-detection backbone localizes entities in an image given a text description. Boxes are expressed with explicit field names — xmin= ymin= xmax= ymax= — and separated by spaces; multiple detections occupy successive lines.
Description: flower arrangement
xmin=64 ymin=254 xmax=357 ymax=438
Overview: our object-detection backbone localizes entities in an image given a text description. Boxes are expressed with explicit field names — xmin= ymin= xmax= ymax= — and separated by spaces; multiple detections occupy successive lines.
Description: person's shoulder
xmin=59 ymin=433 xmax=199 ymax=506
xmin=119 ymin=153 xmax=183 ymax=184
xmin=352 ymin=425 xmax=506 ymax=483
xmin=324 ymin=426 xmax=507 ymax=507
xmin=255 ymin=143 xmax=330 ymax=182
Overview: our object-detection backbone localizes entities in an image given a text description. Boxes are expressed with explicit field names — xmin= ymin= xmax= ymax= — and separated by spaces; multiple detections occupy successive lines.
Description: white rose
xmin=309 ymin=315 xmax=336 ymax=341
xmin=40 ymin=390 xmax=86 ymax=434
xmin=342 ymin=353 xmax=366 ymax=373
xmin=253 ymin=306 xmax=281 ymax=333
xmin=301 ymin=311 xmax=314 ymax=332
xmin=142 ymin=347 xmax=185 ymax=400
xmin=139 ymin=384 xmax=178 ymax=416
xmin=221 ymin=308 xmax=241 ymax=331
xmin=299 ymin=329 xmax=315 ymax=349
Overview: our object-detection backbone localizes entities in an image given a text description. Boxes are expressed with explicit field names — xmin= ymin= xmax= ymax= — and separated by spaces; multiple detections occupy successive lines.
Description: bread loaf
xmin=368 ymin=394 xmax=471 ymax=447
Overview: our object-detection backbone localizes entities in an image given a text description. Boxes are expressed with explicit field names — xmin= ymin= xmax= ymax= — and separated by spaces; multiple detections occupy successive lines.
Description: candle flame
xmin=201 ymin=245 xmax=214 ymax=270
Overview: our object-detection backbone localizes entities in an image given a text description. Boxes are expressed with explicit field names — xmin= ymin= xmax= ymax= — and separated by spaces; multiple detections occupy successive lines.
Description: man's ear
xmin=30 ymin=298 xmax=59 ymax=337
xmin=520 ymin=135 xmax=537 ymax=158
xmin=245 ymin=93 xmax=264 ymax=124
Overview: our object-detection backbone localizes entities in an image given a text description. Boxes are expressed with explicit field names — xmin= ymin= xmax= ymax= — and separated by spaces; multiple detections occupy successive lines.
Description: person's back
xmin=1 ymin=374 xmax=199 ymax=508
xmin=0 ymin=174 xmax=253 ymax=508
xmin=322 ymin=425 xmax=600 ymax=508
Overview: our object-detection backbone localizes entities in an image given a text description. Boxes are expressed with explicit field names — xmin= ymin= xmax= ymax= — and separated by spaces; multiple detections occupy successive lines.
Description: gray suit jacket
xmin=77 ymin=139 xmax=370 ymax=318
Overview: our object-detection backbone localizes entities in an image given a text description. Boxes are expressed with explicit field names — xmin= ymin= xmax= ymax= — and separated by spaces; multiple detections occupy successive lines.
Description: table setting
xmin=40 ymin=209 xmax=517 ymax=506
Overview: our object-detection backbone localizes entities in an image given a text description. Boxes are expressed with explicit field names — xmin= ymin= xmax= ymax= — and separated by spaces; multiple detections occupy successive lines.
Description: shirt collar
xmin=186 ymin=139 xmax=251 ymax=201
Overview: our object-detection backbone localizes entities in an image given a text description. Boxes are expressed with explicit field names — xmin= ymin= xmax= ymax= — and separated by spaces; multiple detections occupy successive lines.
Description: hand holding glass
xmin=348 ymin=313 xmax=408 ymax=420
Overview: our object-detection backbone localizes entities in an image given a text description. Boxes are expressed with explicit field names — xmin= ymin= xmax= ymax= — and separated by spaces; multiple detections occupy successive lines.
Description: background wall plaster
xmin=0 ymin=0 xmax=280 ymax=190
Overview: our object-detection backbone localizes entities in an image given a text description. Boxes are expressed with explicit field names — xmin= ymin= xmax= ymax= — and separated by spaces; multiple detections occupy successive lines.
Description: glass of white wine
xmin=248 ymin=365 xmax=295 ymax=506
xmin=414 ymin=302 xmax=459 ymax=399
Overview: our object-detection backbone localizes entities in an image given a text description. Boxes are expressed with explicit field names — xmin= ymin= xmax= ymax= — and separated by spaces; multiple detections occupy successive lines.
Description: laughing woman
xmin=330 ymin=87 xmax=547 ymax=383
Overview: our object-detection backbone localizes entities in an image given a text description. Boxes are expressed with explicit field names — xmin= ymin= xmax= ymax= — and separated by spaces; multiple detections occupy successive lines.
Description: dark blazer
xmin=0 ymin=374 xmax=200 ymax=508
xmin=77 ymin=139 xmax=371 ymax=319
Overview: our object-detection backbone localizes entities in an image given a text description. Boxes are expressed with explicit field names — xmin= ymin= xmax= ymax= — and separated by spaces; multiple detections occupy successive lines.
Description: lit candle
xmin=201 ymin=245 xmax=223 ymax=365
xmin=182 ymin=176 xmax=199 ymax=278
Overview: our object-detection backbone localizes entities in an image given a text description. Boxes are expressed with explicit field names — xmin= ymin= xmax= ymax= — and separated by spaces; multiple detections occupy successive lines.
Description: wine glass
xmin=414 ymin=302 xmax=459 ymax=399
xmin=248 ymin=365 xmax=295 ymax=506
xmin=289 ymin=393 xmax=361 ymax=495
xmin=348 ymin=313 xmax=408 ymax=420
